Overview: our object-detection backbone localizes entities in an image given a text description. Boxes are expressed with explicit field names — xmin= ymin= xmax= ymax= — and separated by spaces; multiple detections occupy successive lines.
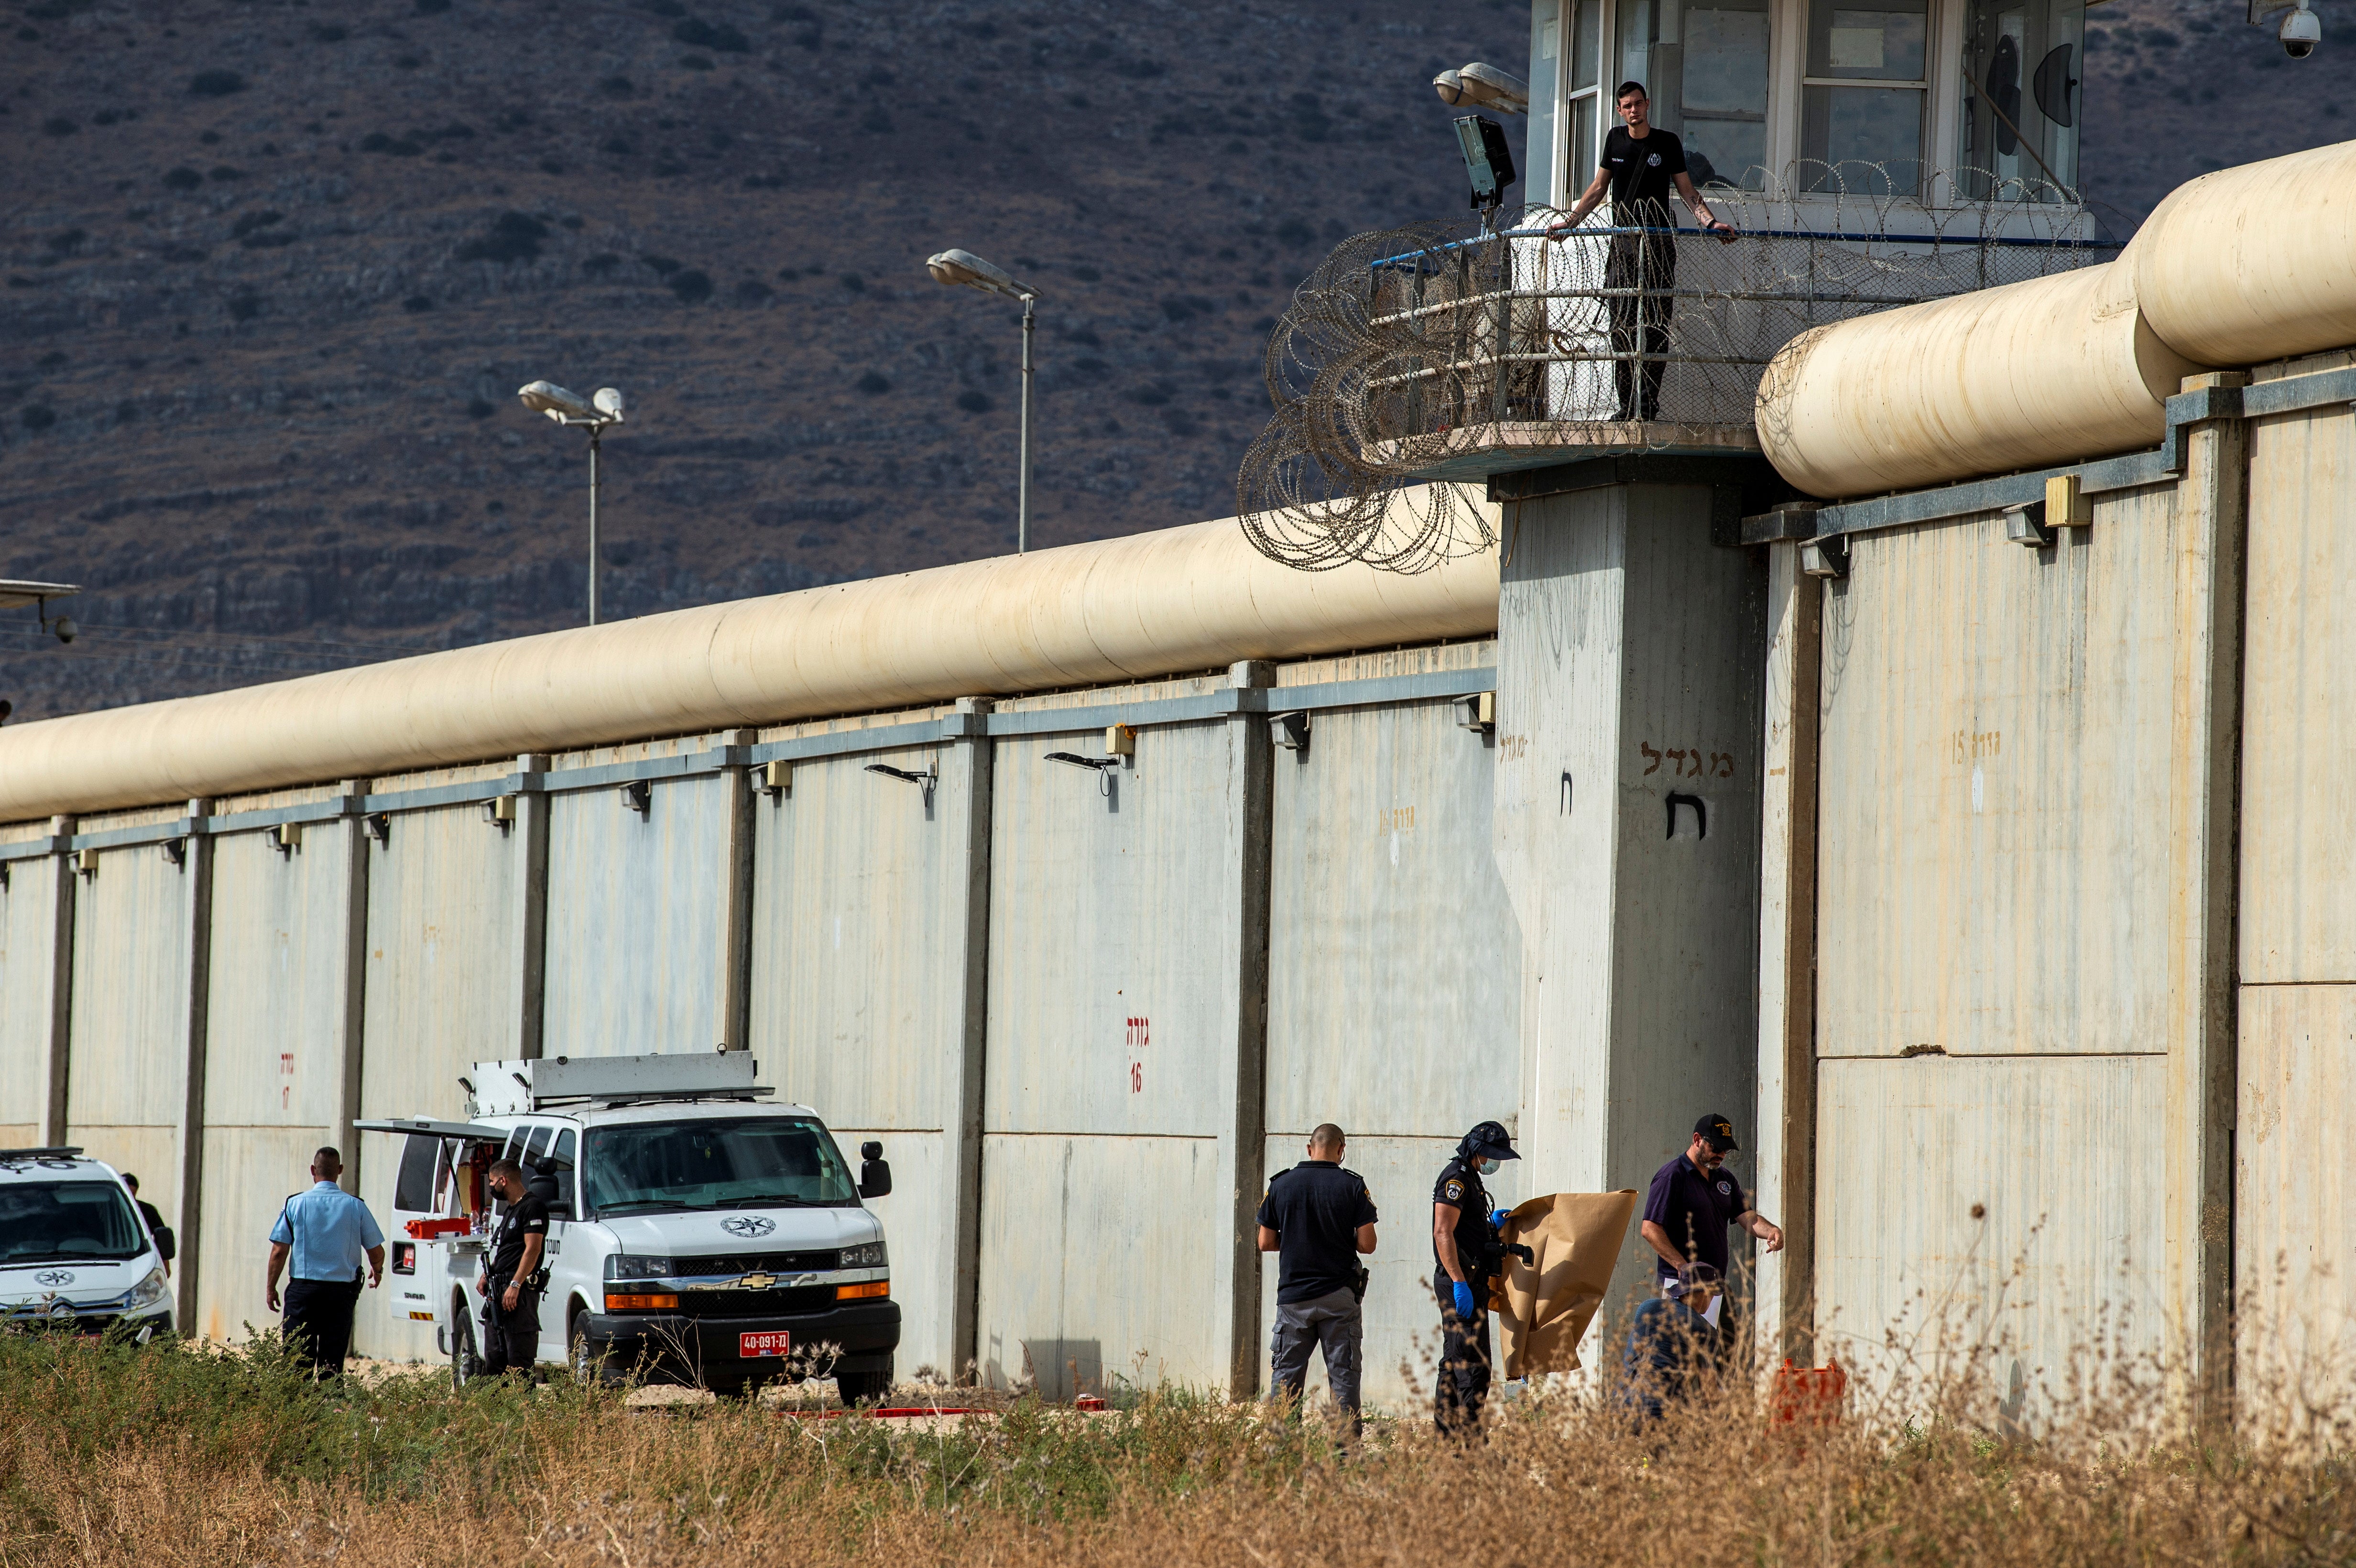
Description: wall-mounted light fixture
xmin=2003 ymin=500 xmax=2055 ymax=549
xmin=1800 ymin=536 xmax=1848 ymax=578
xmin=1456 ymin=691 xmax=1496 ymax=734
xmin=619 ymin=780 xmax=651 ymax=817
xmin=365 ymin=812 xmax=393 ymax=846
xmin=273 ymin=822 xmax=303 ymax=855
xmin=161 ymin=837 xmax=187 ymax=869
xmin=1046 ymin=750 xmax=1121 ymax=797
xmin=484 ymin=795 xmax=517 ymax=831
xmin=1271 ymin=711 xmax=1311 ymax=757
xmin=864 ymin=762 xmax=938 ymax=809
xmin=75 ymin=847 xmax=98 ymax=877
xmin=761 ymin=760 xmax=792 ymax=800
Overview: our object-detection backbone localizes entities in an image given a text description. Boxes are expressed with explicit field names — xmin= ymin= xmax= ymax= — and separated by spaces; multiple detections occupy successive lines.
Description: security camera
xmin=52 ymin=617 xmax=75 ymax=645
xmin=516 ymin=380 xmax=598 ymax=421
xmin=2281 ymin=2 xmax=2321 ymax=56
xmin=2255 ymin=0 xmax=2321 ymax=56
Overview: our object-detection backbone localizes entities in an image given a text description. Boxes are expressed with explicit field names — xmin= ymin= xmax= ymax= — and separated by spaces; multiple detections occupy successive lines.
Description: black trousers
xmin=283 ymin=1277 xmax=362 ymax=1377
xmin=1432 ymin=1270 xmax=1493 ymax=1436
xmin=478 ymin=1281 xmax=542 ymax=1376
xmin=1605 ymin=232 xmax=1677 ymax=422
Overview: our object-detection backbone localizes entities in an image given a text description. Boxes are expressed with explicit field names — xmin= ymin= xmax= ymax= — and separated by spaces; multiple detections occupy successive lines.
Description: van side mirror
xmin=858 ymin=1140 xmax=892 ymax=1199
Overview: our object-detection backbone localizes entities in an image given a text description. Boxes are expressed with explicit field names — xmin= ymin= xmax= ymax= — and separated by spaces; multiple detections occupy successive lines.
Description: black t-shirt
xmin=1430 ymin=1156 xmax=1497 ymax=1286
xmin=1601 ymin=126 xmax=1688 ymax=224
xmin=1642 ymin=1153 xmax=1747 ymax=1284
xmin=1256 ymin=1161 xmax=1379 ymax=1305
xmin=489 ymin=1191 xmax=549 ymax=1282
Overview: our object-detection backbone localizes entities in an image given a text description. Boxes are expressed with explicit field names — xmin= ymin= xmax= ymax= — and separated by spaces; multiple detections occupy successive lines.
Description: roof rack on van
xmin=466 ymin=1054 xmax=773 ymax=1117
xmin=0 ymin=1146 xmax=85 ymax=1160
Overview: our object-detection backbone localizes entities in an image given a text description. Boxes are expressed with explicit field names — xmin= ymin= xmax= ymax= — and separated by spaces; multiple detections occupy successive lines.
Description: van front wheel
xmin=449 ymin=1302 xmax=480 ymax=1390
xmin=569 ymin=1314 xmax=601 ymax=1386
xmin=836 ymin=1366 xmax=891 ymax=1405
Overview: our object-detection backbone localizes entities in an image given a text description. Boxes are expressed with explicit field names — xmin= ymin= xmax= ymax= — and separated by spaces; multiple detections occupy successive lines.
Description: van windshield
xmin=583 ymin=1119 xmax=857 ymax=1215
xmin=0 ymin=1181 xmax=149 ymax=1265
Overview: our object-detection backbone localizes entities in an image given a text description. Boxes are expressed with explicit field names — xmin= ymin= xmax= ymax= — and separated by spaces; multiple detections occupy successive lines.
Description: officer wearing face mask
xmin=1430 ymin=1120 xmax=1518 ymax=1436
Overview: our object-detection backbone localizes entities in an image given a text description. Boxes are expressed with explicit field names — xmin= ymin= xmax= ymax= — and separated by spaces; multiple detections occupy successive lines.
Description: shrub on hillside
xmin=455 ymin=212 xmax=550 ymax=264
xmin=190 ymin=69 xmax=245 ymax=97
xmin=668 ymin=269 xmax=714 ymax=304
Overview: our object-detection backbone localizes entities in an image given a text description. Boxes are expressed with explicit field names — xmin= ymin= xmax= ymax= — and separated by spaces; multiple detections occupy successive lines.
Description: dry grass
xmin=4 ymin=1325 xmax=2351 ymax=1568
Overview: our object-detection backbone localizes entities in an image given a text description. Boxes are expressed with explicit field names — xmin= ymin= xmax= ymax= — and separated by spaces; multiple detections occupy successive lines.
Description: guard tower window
xmin=1614 ymin=0 xmax=1773 ymax=190
xmin=1800 ymin=0 xmax=1930 ymax=189
xmin=1957 ymin=0 xmax=2084 ymax=199
xmin=1564 ymin=0 xmax=1607 ymax=190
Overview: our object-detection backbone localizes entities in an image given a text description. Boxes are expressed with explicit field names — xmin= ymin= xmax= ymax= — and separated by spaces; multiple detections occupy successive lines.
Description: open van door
xmin=355 ymin=1117 xmax=508 ymax=1385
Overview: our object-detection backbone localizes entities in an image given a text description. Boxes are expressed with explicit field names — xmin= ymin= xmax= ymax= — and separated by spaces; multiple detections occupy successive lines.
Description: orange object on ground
xmin=1768 ymin=1358 xmax=1847 ymax=1427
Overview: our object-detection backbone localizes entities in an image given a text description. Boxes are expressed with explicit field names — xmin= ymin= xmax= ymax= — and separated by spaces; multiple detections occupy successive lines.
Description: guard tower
xmin=1522 ymin=0 xmax=2090 ymax=210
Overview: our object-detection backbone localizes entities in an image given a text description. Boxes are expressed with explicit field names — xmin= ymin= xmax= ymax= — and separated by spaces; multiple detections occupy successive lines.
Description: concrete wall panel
xmin=1815 ymin=1053 xmax=2167 ymax=1416
xmin=65 ymin=844 xmax=192 ymax=1230
xmin=544 ymin=773 xmax=725 ymax=1056
xmin=197 ymin=829 xmax=358 ymax=1343
xmin=1816 ymin=489 xmax=2184 ymax=1056
xmin=974 ymin=1133 xmax=1221 ymax=1395
xmin=2239 ymin=395 xmax=2356 ymax=983
xmin=1266 ymin=699 xmax=1518 ymax=1139
xmin=752 ymin=745 xmax=967 ymax=1129
xmin=750 ymin=741 xmax=979 ymax=1377
xmin=2236 ymin=984 xmax=2356 ymax=1408
xmin=985 ymin=723 xmax=1240 ymax=1137
xmin=0 ymin=857 xmax=62 ymax=1147
xmin=354 ymin=803 xmax=524 ymax=1361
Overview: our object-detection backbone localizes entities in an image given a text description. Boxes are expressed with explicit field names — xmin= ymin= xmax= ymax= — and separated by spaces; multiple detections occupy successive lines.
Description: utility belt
xmin=487 ymin=1266 xmax=549 ymax=1295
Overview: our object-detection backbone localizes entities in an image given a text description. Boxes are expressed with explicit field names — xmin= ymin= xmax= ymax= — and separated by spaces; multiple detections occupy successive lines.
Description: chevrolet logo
xmin=737 ymin=1273 xmax=778 ymax=1290
xmin=682 ymin=1271 xmax=818 ymax=1292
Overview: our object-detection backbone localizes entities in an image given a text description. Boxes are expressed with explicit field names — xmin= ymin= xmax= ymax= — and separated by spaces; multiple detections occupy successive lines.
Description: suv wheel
xmin=569 ymin=1312 xmax=600 ymax=1386
xmin=449 ymin=1299 xmax=480 ymax=1390
xmin=836 ymin=1366 xmax=891 ymax=1405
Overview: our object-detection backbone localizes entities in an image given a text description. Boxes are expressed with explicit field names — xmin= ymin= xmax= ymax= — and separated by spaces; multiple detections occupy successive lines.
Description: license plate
xmin=741 ymin=1330 xmax=791 ymax=1358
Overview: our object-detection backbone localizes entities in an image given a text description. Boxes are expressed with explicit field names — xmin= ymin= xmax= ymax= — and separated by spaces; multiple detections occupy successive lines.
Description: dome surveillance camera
xmin=52 ymin=617 xmax=76 ymax=644
xmin=2281 ymin=2 xmax=2321 ymax=55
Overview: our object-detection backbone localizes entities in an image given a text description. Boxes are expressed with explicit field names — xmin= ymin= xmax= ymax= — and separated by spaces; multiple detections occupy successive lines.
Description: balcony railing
xmin=1239 ymin=165 xmax=2115 ymax=573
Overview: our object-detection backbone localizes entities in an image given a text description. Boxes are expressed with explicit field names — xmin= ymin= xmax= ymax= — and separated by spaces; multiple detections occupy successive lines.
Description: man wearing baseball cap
xmin=1639 ymin=1114 xmax=1783 ymax=1334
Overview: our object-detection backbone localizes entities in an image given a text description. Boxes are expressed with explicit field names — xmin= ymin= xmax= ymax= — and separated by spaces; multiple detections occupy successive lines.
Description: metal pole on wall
xmin=1018 ymin=294 xmax=1035 ymax=556
xmin=588 ymin=429 xmax=601 ymax=627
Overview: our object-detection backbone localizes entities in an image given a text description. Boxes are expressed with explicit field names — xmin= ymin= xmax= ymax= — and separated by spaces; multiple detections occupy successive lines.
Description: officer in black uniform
xmin=476 ymin=1157 xmax=548 ymax=1378
xmin=1256 ymin=1122 xmax=1379 ymax=1430
xmin=1430 ymin=1120 xmax=1519 ymax=1436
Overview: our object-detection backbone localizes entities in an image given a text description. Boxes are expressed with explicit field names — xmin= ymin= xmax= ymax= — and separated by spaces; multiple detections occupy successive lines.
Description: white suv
xmin=0 ymin=1149 xmax=175 ymax=1339
xmin=360 ymin=1054 xmax=897 ymax=1399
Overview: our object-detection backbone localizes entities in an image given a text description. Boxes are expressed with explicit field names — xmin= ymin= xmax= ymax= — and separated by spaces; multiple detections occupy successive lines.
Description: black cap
xmin=1459 ymin=1120 xmax=1519 ymax=1162
xmin=1694 ymin=1114 xmax=1738 ymax=1152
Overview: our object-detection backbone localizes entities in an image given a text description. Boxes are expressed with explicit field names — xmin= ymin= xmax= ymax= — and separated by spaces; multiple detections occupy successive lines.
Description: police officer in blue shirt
xmin=264 ymin=1146 xmax=386 ymax=1378
xmin=1641 ymin=1114 xmax=1783 ymax=1346
xmin=1431 ymin=1120 xmax=1518 ymax=1436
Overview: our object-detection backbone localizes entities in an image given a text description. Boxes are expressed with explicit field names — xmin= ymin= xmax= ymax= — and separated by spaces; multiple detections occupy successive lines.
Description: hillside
xmin=0 ymin=0 xmax=2346 ymax=722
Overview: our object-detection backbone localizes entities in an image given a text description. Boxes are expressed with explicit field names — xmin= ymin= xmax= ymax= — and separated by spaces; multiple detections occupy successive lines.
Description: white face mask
xmin=1479 ymin=1157 xmax=1500 ymax=1176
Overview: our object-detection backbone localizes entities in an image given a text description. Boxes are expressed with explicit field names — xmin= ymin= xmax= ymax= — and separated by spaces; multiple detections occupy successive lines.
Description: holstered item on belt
xmin=1349 ymin=1263 xmax=1370 ymax=1302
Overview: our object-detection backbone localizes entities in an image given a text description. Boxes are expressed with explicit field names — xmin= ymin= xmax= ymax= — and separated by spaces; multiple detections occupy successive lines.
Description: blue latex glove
xmin=1451 ymin=1279 xmax=1477 ymax=1321
xmin=1490 ymin=1207 xmax=1510 ymax=1231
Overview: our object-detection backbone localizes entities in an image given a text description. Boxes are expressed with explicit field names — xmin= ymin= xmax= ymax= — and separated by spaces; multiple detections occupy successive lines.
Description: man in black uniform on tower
xmin=1547 ymin=82 xmax=1738 ymax=422
xmin=476 ymin=1157 xmax=548 ymax=1378
xmin=1430 ymin=1120 xmax=1518 ymax=1436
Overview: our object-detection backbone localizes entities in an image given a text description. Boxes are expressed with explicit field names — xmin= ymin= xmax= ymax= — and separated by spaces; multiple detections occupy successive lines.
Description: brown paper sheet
xmin=1489 ymin=1189 xmax=1639 ymax=1378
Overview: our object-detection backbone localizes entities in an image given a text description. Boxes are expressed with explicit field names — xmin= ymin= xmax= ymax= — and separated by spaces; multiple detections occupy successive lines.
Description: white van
xmin=0 ymin=1148 xmax=176 ymax=1339
xmin=357 ymin=1053 xmax=896 ymax=1399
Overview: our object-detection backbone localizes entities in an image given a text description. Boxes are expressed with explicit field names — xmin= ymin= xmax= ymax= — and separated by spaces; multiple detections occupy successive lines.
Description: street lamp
xmin=517 ymin=380 xmax=628 ymax=626
xmin=925 ymin=247 xmax=1039 ymax=555
xmin=0 ymin=579 xmax=81 ymax=644
xmin=1433 ymin=62 xmax=1530 ymax=114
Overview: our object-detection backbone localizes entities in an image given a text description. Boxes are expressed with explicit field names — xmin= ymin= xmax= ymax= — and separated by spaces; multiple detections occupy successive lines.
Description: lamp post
xmin=924 ymin=248 xmax=1039 ymax=555
xmin=517 ymin=381 xmax=627 ymax=625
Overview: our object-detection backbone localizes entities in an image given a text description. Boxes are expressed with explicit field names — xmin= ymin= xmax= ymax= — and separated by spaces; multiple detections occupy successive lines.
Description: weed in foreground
xmin=3 ymin=1321 xmax=2353 ymax=1568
